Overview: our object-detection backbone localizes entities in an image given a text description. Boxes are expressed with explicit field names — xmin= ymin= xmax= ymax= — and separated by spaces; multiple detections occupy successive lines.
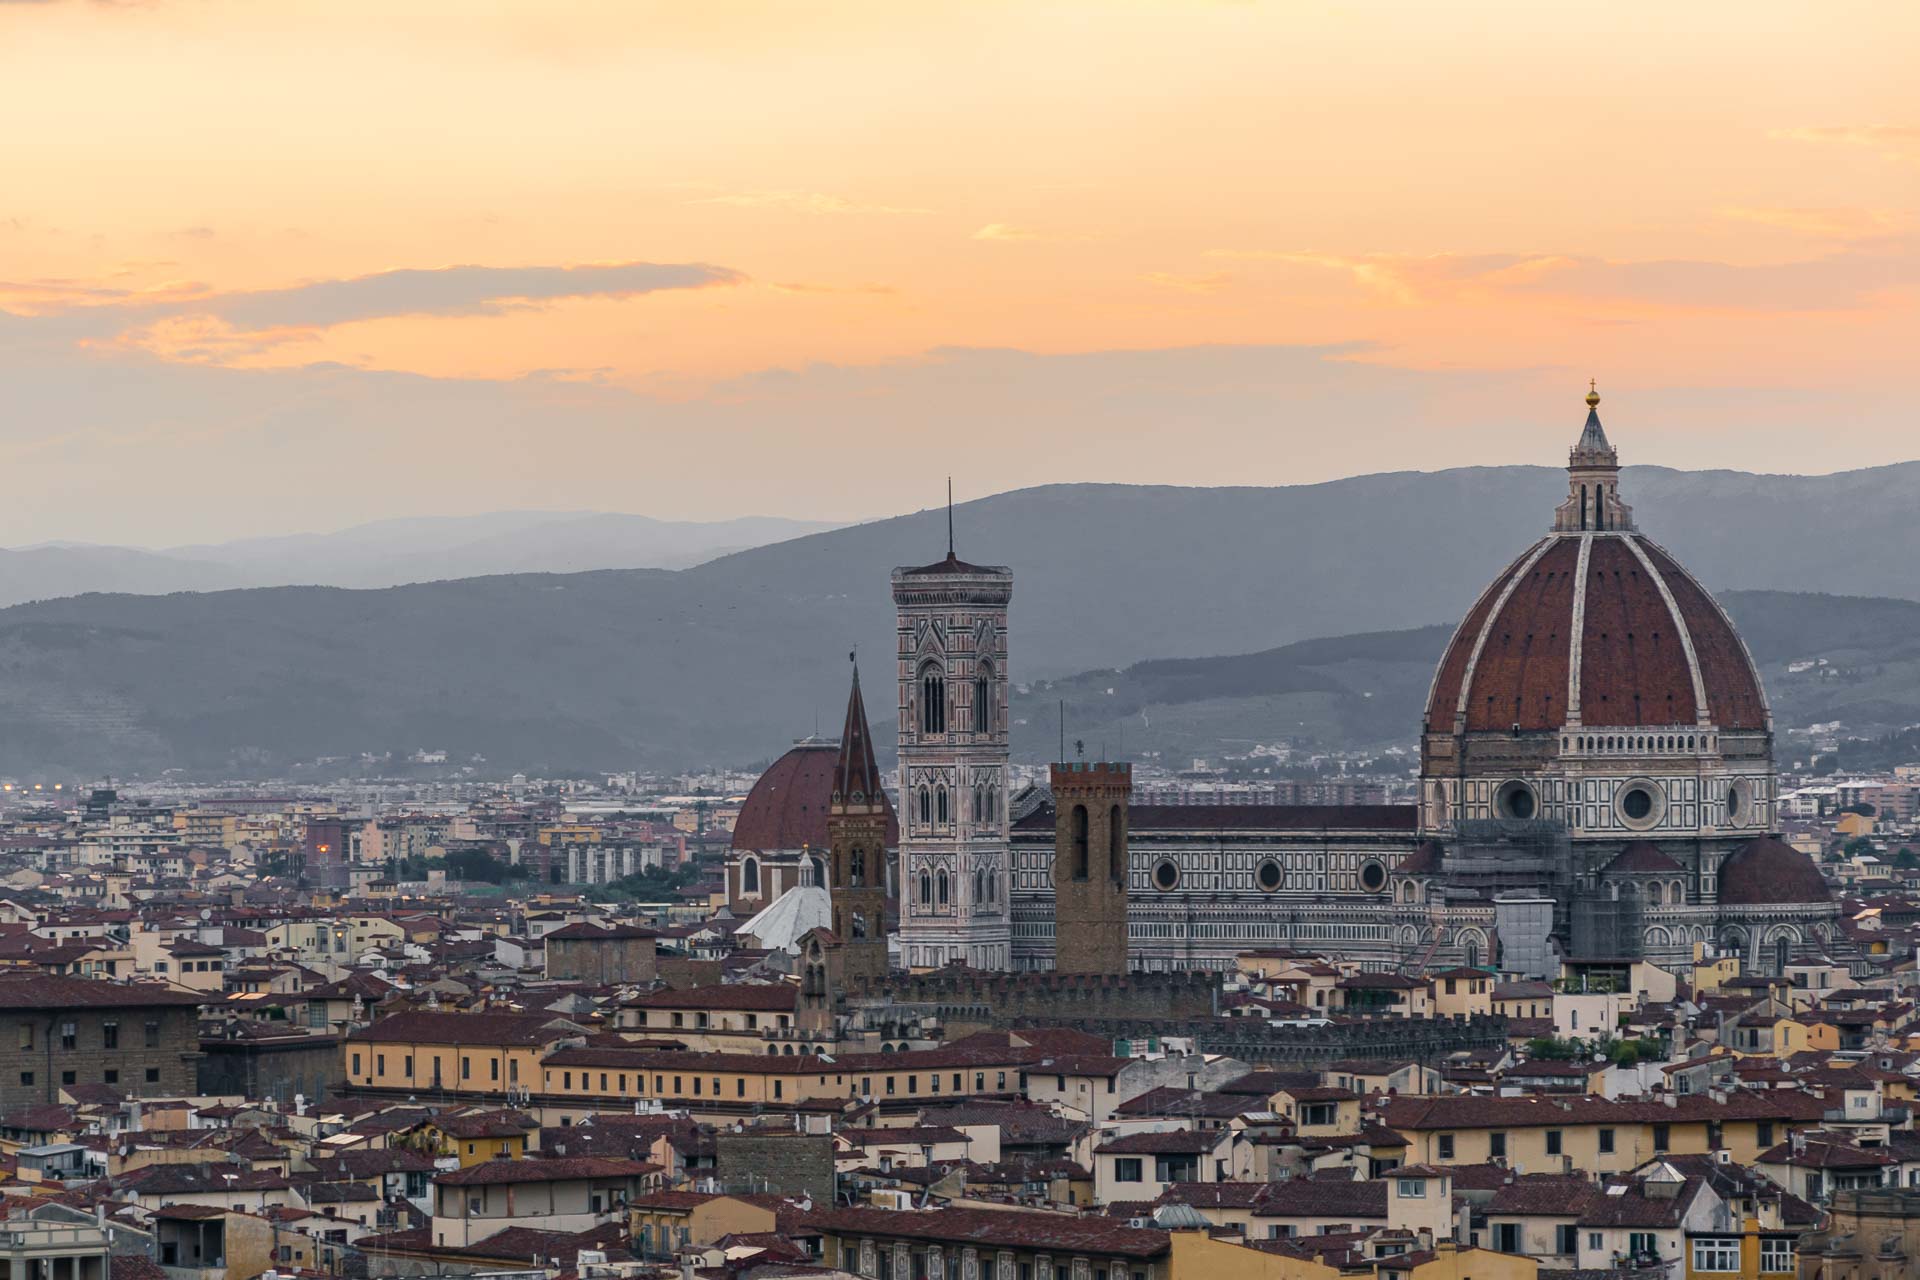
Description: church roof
xmin=737 ymin=886 xmax=832 ymax=955
xmin=1601 ymin=842 xmax=1684 ymax=875
xmin=1718 ymin=836 xmax=1832 ymax=907
xmin=832 ymin=665 xmax=885 ymax=806
xmin=733 ymin=739 xmax=899 ymax=854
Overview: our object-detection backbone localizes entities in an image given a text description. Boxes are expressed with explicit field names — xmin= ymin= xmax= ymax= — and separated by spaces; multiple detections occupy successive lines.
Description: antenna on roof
xmin=946 ymin=477 xmax=955 ymax=557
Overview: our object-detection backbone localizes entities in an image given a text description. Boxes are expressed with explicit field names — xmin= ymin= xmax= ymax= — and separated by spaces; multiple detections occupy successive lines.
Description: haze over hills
xmin=0 ymin=511 xmax=842 ymax=608
xmin=5 ymin=461 xmax=1920 ymax=776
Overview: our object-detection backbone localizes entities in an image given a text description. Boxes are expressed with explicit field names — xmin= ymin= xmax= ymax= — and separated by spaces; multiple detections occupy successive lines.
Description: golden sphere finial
xmin=1585 ymin=378 xmax=1600 ymax=409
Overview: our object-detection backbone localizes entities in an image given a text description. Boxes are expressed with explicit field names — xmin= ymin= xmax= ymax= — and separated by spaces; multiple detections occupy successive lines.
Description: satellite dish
xmin=200 ymin=908 xmax=213 ymax=922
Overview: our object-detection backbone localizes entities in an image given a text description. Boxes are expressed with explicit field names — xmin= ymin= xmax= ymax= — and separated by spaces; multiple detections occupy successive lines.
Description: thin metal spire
xmin=946 ymin=477 xmax=954 ymax=557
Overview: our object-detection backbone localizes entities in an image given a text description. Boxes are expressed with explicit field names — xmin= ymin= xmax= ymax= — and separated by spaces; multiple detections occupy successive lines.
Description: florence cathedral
xmin=729 ymin=389 xmax=1837 ymax=981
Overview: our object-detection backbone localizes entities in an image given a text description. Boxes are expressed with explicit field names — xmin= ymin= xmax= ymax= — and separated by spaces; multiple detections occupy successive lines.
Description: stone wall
xmin=0 ymin=1004 xmax=201 ymax=1110
xmin=714 ymin=1128 xmax=835 ymax=1202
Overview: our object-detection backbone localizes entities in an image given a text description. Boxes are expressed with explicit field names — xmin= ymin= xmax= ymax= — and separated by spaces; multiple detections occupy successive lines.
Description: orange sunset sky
xmin=2 ymin=1 xmax=1916 ymax=545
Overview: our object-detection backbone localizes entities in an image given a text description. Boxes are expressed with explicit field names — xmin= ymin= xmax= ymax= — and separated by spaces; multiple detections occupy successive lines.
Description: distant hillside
xmin=9 ymin=463 xmax=1920 ymax=776
xmin=1014 ymin=591 xmax=1920 ymax=766
xmin=0 ymin=511 xmax=839 ymax=607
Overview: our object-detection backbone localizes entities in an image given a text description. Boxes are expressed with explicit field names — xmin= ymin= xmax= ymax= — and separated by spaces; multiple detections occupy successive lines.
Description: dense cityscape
xmin=0 ymin=402 xmax=1914 ymax=1280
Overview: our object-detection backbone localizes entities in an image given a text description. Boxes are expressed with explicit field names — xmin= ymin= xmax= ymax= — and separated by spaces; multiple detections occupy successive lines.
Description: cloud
xmin=1718 ymin=206 xmax=1906 ymax=240
xmin=1209 ymin=246 xmax=1920 ymax=311
xmin=204 ymin=261 xmax=742 ymax=330
xmin=972 ymin=223 xmax=1049 ymax=242
xmin=690 ymin=190 xmax=930 ymax=215
xmin=1141 ymin=271 xmax=1232 ymax=294
xmin=767 ymin=281 xmax=896 ymax=296
xmin=1773 ymin=125 xmax=1920 ymax=162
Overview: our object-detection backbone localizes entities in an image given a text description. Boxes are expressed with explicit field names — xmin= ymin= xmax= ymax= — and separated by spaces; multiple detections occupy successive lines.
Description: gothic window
xmin=1647 ymin=881 xmax=1663 ymax=905
xmin=918 ymin=869 xmax=932 ymax=906
xmin=973 ymin=786 xmax=982 ymax=823
xmin=985 ymin=786 xmax=996 ymax=822
xmin=936 ymin=869 xmax=950 ymax=906
xmin=850 ymin=848 xmax=866 ymax=886
xmin=741 ymin=857 xmax=760 ymax=895
xmin=1775 ymin=934 xmax=1791 ymax=975
xmin=1464 ymin=939 xmax=1481 ymax=969
xmin=920 ymin=666 xmax=947 ymax=734
xmin=919 ymin=787 xmax=931 ymax=825
xmin=936 ymin=786 xmax=949 ymax=825
xmin=975 ymin=665 xmax=993 ymax=735
xmin=1107 ymin=805 xmax=1123 ymax=880
xmin=1071 ymin=805 xmax=1089 ymax=880
xmin=852 ymin=912 xmax=868 ymax=939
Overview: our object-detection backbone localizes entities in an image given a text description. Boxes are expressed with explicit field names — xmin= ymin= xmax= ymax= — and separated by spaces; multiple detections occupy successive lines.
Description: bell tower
xmin=892 ymin=509 xmax=1013 ymax=971
xmin=1051 ymin=761 xmax=1132 ymax=975
xmin=828 ymin=661 xmax=890 ymax=984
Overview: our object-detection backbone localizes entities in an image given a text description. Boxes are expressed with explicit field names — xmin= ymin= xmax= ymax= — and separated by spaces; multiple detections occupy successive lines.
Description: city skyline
xmin=2 ymin=1 xmax=1917 ymax=544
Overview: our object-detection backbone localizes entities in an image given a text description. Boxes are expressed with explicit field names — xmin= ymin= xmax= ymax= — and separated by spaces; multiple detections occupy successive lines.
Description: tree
xmin=1843 ymin=835 xmax=1878 ymax=859
xmin=1895 ymin=848 xmax=1920 ymax=870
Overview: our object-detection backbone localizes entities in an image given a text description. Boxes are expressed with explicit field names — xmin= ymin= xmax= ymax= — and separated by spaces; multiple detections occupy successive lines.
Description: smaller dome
xmin=1601 ymin=841 xmax=1683 ymax=875
xmin=731 ymin=740 xmax=900 ymax=854
xmin=1718 ymin=836 xmax=1831 ymax=906
xmin=1395 ymin=840 xmax=1444 ymax=876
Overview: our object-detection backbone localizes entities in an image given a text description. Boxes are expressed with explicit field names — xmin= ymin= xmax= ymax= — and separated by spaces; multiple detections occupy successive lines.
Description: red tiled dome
xmin=1718 ymin=835 xmax=1832 ymax=906
xmin=1424 ymin=532 xmax=1767 ymax=736
xmin=731 ymin=740 xmax=899 ymax=854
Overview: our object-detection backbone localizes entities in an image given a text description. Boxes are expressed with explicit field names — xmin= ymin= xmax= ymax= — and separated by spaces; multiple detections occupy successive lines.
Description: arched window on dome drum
xmin=741 ymin=857 xmax=759 ymax=895
xmin=1108 ymin=805 xmax=1123 ymax=881
xmin=920 ymin=666 xmax=946 ymax=735
xmin=1071 ymin=805 xmax=1089 ymax=880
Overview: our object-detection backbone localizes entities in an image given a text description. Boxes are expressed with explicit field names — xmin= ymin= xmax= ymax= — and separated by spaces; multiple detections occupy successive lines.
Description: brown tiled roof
xmin=1379 ymin=1091 xmax=1826 ymax=1131
xmin=0 ymin=974 xmax=203 ymax=1009
xmin=1602 ymin=842 xmax=1685 ymax=875
xmin=622 ymin=984 xmax=797 ymax=1011
xmin=347 ymin=1009 xmax=582 ymax=1046
xmin=435 ymin=1156 xmax=657 ymax=1186
xmin=1719 ymin=836 xmax=1833 ymax=907
xmin=1094 ymin=1131 xmax=1222 ymax=1155
xmin=802 ymin=1206 xmax=1168 ymax=1259
xmin=1486 ymin=1175 xmax=1602 ymax=1216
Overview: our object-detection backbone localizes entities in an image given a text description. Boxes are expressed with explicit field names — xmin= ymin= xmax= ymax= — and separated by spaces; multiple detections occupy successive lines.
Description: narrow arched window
xmin=1580 ymin=484 xmax=1588 ymax=530
xmin=918 ymin=870 xmax=932 ymax=905
xmin=920 ymin=666 xmax=946 ymax=734
xmin=1071 ymin=805 xmax=1089 ymax=880
xmin=1465 ymin=941 xmax=1481 ymax=969
xmin=973 ymin=786 xmax=982 ymax=823
xmin=919 ymin=787 xmax=931 ymax=825
xmin=986 ymin=786 xmax=996 ymax=822
xmin=849 ymin=848 xmax=866 ymax=886
xmin=975 ymin=666 xmax=993 ymax=736
xmin=936 ymin=869 xmax=949 ymax=906
xmin=741 ymin=857 xmax=759 ymax=894
xmin=1107 ymin=804 xmax=1123 ymax=881
xmin=936 ymin=786 xmax=948 ymax=825
xmin=974 ymin=867 xmax=984 ymax=903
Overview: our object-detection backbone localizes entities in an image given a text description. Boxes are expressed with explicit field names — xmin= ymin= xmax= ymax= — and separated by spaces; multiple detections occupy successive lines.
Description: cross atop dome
xmin=1553 ymin=381 xmax=1634 ymax=533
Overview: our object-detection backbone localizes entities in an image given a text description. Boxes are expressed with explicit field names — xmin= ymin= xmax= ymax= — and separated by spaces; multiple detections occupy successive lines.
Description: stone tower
xmin=892 ymin=536 xmax=1013 ymax=971
xmin=828 ymin=662 xmax=890 ymax=983
xmin=1051 ymin=761 xmax=1132 ymax=974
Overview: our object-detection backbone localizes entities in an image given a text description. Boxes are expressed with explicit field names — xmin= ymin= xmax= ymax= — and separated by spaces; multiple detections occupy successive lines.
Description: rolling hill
xmin=7 ymin=463 xmax=1920 ymax=775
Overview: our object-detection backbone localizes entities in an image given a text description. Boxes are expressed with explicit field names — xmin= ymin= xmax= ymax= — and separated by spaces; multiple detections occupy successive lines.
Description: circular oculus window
xmin=1255 ymin=859 xmax=1283 ymax=892
xmin=1495 ymin=781 xmax=1537 ymax=821
xmin=1359 ymin=860 xmax=1388 ymax=893
xmin=1152 ymin=860 xmax=1180 ymax=891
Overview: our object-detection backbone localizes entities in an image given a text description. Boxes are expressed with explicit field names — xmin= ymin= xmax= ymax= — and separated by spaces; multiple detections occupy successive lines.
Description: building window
xmin=59 ymin=1023 xmax=75 ymax=1051
xmin=1759 ymin=1239 xmax=1794 ymax=1273
xmin=1437 ymin=1135 xmax=1454 ymax=1161
xmin=1653 ymin=1124 xmax=1670 ymax=1152
xmin=1396 ymin=1179 xmax=1425 ymax=1198
xmin=1555 ymin=1225 xmax=1576 ymax=1255
xmin=1114 ymin=1158 xmax=1143 ymax=1183
xmin=1489 ymin=1132 xmax=1507 ymax=1159
xmin=145 ymin=1022 xmax=160 ymax=1048
xmin=61 ymin=1071 xmax=74 ymax=1085
xmin=1598 ymin=1128 xmax=1614 ymax=1154
xmin=17 ymin=1025 xmax=29 ymax=1051
xmin=104 ymin=1070 xmax=118 ymax=1084
xmin=921 ymin=669 xmax=946 ymax=734
xmin=18 ymin=1072 xmax=30 ymax=1086
xmin=1692 ymin=1238 xmax=1740 ymax=1273
xmin=1546 ymin=1130 xmax=1561 ymax=1156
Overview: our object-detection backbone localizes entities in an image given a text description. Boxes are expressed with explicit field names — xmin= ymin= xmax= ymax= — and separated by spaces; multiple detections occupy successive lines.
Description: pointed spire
xmin=1576 ymin=379 xmax=1613 ymax=456
xmin=947 ymin=476 xmax=955 ymax=558
xmin=832 ymin=656 xmax=884 ymax=807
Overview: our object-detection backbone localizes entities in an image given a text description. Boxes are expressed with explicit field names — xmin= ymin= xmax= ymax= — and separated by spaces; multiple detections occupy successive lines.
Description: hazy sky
xmin=2 ymin=1 xmax=1916 ymax=546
